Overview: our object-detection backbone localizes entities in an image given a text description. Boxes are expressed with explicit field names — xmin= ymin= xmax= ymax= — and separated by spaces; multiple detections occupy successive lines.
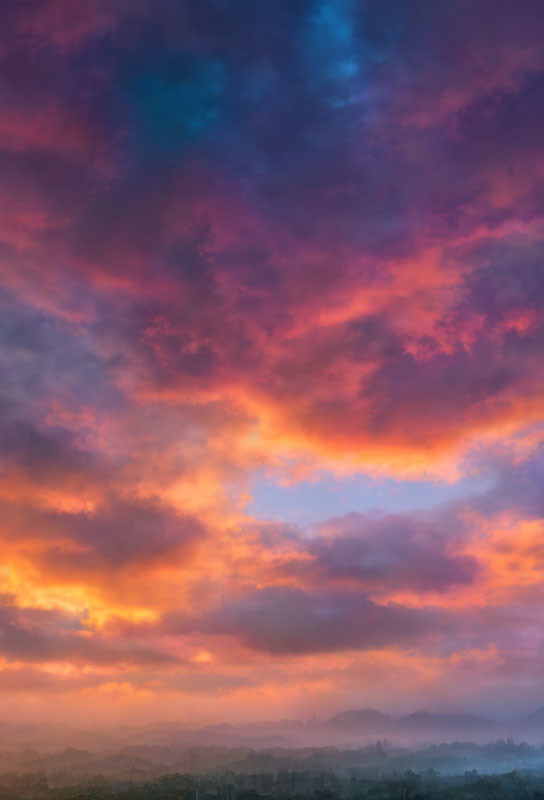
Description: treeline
xmin=3 ymin=768 xmax=544 ymax=800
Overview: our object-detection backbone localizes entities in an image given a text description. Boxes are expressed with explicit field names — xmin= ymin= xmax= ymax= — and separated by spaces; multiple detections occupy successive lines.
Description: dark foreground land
xmin=5 ymin=739 xmax=544 ymax=800
xmin=4 ymin=768 xmax=544 ymax=800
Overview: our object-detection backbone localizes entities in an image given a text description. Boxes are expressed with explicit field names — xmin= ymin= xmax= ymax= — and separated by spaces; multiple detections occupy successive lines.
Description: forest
xmin=3 ymin=760 xmax=544 ymax=800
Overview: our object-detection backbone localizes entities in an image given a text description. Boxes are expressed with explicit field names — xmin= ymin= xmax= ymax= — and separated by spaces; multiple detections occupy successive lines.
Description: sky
xmin=0 ymin=0 xmax=544 ymax=726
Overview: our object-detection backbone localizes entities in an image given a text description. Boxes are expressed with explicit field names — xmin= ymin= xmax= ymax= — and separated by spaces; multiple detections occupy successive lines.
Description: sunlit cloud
xmin=0 ymin=0 xmax=543 ymax=723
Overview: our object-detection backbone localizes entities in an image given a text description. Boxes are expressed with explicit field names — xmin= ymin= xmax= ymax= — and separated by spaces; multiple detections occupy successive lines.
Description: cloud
xmin=2 ymin=495 xmax=206 ymax=574
xmin=164 ymin=585 xmax=440 ymax=655
xmin=309 ymin=510 xmax=478 ymax=592
xmin=42 ymin=497 xmax=206 ymax=568
xmin=0 ymin=0 xmax=543 ymax=718
xmin=0 ymin=594 xmax=176 ymax=666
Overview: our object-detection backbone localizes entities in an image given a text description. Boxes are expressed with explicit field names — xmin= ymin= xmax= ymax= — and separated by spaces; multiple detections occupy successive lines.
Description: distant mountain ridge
xmin=317 ymin=704 xmax=544 ymax=740
xmin=395 ymin=711 xmax=496 ymax=732
xmin=324 ymin=708 xmax=392 ymax=730
xmin=319 ymin=707 xmax=497 ymax=736
xmin=3 ymin=704 xmax=544 ymax=758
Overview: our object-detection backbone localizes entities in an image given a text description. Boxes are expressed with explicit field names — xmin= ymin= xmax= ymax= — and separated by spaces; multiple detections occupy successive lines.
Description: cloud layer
xmin=0 ymin=0 xmax=543 ymax=722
